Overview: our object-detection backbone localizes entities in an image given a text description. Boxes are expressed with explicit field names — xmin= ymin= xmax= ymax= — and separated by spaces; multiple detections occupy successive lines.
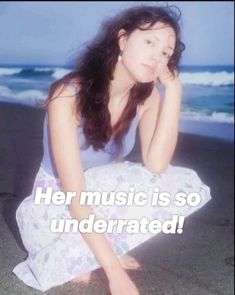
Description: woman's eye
xmin=163 ymin=52 xmax=170 ymax=59
xmin=145 ymin=39 xmax=153 ymax=45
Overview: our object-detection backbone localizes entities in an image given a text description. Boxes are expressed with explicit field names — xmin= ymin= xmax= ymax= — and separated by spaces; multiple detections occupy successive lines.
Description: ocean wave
xmin=30 ymin=67 xmax=71 ymax=79
xmin=180 ymin=71 xmax=234 ymax=86
xmin=0 ymin=86 xmax=233 ymax=124
xmin=0 ymin=67 xmax=22 ymax=76
xmin=0 ymin=66 xmax=234 ymax=86
xmin=0 ymin=66 xmax=70 ymax=79
xmin=181 ymin=110 xmax=234 ymax=124
xmin=0 ymin=85 xmax=45 ymax=107
xmin=52 ymin=68 xmax=71 ymax=79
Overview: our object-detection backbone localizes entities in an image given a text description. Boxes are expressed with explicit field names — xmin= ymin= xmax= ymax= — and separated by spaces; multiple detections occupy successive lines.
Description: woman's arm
xmin=48 ymin=84 xmax=124 ymax=276
xmin=139 ymin=71 xmax=182 ymax=174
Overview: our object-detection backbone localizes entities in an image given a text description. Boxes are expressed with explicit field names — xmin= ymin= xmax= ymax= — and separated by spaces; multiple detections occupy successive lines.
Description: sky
xmin=0 ymin=1 xmax=234 ymax=66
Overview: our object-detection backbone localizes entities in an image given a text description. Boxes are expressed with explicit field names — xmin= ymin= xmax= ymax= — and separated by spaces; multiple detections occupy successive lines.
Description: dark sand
xmin=0 ymin=102 xmax=234 ymax=295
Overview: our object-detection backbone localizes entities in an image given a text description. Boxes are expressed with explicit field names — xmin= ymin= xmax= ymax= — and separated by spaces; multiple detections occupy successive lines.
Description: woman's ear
xmin=118 ymin=29 xmax=128 ymax=51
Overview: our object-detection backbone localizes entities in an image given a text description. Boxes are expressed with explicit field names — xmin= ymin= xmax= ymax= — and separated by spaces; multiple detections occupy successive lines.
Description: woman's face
xmin=119 ymin=21 xmax=176 ymax=83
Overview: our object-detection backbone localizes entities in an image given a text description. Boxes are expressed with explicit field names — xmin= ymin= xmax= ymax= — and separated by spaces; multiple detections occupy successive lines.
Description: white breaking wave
xmin=181 ymin=110 xmax=234 ymax=124
xmin=0 ymin=85 xmax=46 ymax=107
xmin=0 ymin=65 xmax=234 ymax=86
xmin=52 ymin=68 xmax=71 ymax=79
xmin=34 ymin=67 xmax=55 ymax=72
xmin=0 ymin=66 xmax=70 ymax=79
xmin=0 ymin=86 xmax=233 ymax=124
xmin=0 ymin=67 xmax=22 ymax=76
xmin=180 ymin=71 xmax=234 ymax=86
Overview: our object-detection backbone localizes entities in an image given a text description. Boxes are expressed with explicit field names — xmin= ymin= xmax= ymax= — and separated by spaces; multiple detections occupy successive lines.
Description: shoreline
xmin=179 ymin=119 xmax=234 ymax=142
xmin=0 ymin=99 xmax=234 ymax=142
xmin=0 ymin=101 xmax=234 ymax=197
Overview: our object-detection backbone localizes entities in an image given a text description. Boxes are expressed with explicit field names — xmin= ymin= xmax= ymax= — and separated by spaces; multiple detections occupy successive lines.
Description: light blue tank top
xmin=40 ymin=84 xmax=141 ymax=177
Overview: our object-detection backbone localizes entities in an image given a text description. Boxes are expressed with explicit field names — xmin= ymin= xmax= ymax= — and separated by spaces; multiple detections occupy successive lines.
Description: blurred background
xmin=0 ymin=1 xmax=234 ymax=142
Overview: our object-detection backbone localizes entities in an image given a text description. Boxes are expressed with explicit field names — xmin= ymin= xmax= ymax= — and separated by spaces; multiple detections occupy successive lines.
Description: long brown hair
xmin=39 ymin=4 xmax=185 ymax=159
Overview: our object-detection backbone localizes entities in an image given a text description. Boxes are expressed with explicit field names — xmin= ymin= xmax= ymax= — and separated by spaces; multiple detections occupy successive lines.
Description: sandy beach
xmin=0 ymin=101 xmax=234 ymax=295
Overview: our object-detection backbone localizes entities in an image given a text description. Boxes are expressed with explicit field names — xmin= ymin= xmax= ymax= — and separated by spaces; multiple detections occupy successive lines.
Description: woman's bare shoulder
xmin=48 ymin=79 xmax=81 ymax=125
xmin=52 ymin=77 xmax=81 ymax=99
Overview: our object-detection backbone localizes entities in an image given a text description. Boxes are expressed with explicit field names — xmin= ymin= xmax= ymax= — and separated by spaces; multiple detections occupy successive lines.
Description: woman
xmin=12 ymin=4 xmax=212 ymax=294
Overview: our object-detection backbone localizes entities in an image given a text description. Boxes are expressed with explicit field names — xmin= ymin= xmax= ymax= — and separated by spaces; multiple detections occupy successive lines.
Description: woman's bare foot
xmin=71 ymin=254 xmax=140 ymax=284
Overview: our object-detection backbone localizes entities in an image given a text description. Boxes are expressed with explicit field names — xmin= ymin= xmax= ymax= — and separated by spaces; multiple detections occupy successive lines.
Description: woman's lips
xmin=142 ymin=64 xmax=155 ymax=74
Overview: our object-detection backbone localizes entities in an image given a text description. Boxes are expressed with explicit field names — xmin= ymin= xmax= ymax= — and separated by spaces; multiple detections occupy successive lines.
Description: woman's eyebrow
xmin=146 ymin=32 xmax=174 ymax=52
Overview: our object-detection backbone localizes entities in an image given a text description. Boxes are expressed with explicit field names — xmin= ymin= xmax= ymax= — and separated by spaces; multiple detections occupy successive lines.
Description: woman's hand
xmin=108 ymin=267 xmax=140 ymax=295
xmin=155 ymin=66 xmax=181 ymax=88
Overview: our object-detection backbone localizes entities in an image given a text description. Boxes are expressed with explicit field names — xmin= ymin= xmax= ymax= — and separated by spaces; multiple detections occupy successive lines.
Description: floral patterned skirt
xmin=12 ymin=161 xmax=212 ymax=291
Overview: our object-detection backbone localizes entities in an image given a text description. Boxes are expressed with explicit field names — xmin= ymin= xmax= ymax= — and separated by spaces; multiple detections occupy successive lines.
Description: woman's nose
xmin=151 ymin=49 xmax=162 ymax=63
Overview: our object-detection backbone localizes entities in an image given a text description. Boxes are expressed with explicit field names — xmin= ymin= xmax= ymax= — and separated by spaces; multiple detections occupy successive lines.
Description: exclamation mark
xmin=177 ymin=216 xmax=185 ymax=234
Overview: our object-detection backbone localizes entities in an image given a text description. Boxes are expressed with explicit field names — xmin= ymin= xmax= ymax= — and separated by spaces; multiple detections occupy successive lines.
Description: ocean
xmin=0 ymin=64 xmax=234 ymax=142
